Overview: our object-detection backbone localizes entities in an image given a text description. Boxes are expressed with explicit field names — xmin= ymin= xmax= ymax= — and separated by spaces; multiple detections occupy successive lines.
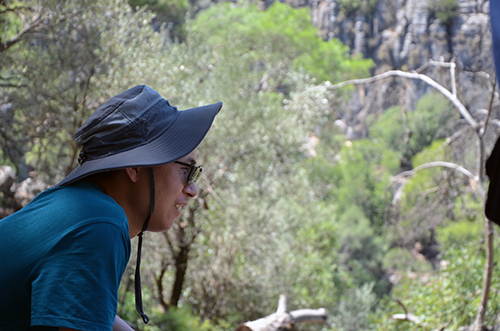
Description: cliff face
xmin=307 ymin=0 xmax=492 ymax=73
xmin=272 ymin=0 xmax=496 ymax=140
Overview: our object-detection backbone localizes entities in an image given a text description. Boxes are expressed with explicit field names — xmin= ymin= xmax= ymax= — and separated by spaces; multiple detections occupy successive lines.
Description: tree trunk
xmin=170 ymin=230 xmax=190 ymax=307
xmin=473 ymin=217 xmax=494 ymax=330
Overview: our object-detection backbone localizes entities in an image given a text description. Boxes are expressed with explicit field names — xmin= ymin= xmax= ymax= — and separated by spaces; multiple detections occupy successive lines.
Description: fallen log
xmin=235 ymin=295 xmax=330 ymax=331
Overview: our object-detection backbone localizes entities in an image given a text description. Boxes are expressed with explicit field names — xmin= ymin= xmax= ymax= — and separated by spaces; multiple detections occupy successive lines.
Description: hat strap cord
xmin=135 ymin=167 xmax=155 ymax=324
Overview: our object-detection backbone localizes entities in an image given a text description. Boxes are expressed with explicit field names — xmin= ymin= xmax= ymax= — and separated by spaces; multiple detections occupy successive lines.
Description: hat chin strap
xmin=135 ymin=167 xmax=155 ymax=324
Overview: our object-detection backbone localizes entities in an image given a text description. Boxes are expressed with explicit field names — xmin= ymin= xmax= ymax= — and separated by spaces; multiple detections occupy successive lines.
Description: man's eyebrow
xmin=180 ymin=157 xmax=197 ymax=165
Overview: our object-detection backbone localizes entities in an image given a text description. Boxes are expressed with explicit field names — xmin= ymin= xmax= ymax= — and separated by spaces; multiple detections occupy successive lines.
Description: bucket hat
xmin=56 ymin=85 xmax=222 ymax=324
xmin=57 ymin=84 xmax=222 ymax=186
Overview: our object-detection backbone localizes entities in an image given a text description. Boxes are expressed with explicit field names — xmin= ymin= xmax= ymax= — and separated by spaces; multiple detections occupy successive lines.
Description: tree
xmin=190 ymin=2 xmax=372 ymax=85
xmin=0 ymin=0 xmax=47 ymax=83
xmin=373 ymin=243 xmax=500 ymax=330
xmin=0 ymin=0 xmax=168 ymax=182
xmin=318 ymin=60 xmax=498 ymax=330
xmin=119 ymin=3 xmax=374 ymax=328
xmin=6 ymin=1 xmax=495 ymax=329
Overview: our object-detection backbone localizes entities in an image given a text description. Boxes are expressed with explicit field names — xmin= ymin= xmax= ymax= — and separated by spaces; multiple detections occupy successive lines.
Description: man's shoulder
xmin=29 ymin=181 xmax=127 ymax=227
xmin=49 ymin=181 xmax=113 ymax=204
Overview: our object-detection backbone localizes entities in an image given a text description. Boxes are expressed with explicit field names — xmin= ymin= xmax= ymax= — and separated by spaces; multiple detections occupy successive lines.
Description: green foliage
xmin=117 ymin=290 xmax=219 ymax=331
xmin=436 ymin=219 xmax=483 ymax=251
xmin=392 ymin=140 xmax=450 ymax=244
xmin=401 ymin=140 xmax=448 ymax=202
xmin=336 ymin=0 xmax=379 ymax=17
xmin=397 ymin=136 xmax=477 ymax=242
xmin=1 ymin=0 xmax=494 ymax=329
xmin=305 ymin=138 xmax=402 ymax=299
xmin=382 ymin=247 xmax=431 ymax=273
xmin=150 ymin=306 xmax=218 ymax=331
xmin=411 ymin=139 xmax=448 ymax=167
xmin=0 ymin=1 xmax=39 ymax=87
xmin=428 ymin=0 xmax=459 ymax=26
xmin=190 ymin=2 xmax=372 ymax=85
xmin=183 ymin=156 xmax=341 ymax=321
xmin=411 ymin=93 xmax=456 ymax=154
xmin=128 ymin=0 xmax=187 ymax=15
xmin=128 ymin=0 xmax=189 ymax=40
xmin=369 ymin=92 xmax=457 ymax=166
xmin=1 ymin=0 xmax=166 ymax=181
xmin=99 ymin=4 xmax=366 ymax=322
xmin=0 ymin=1 xmax=28 ymax=40
xmin=435 ymin=191 xmax=484 ymax=252
xmin=331 ymin=283 xmax=377 ymax=331
xmin=373 ymin=243 xmax=500 ymax=330
xmin=134 ymin=9 xmax=373 ymax=322
xmin=333 ymin=139 xmax=398 ymax=230
xmin=0 ymin=2 xmax=21 ymax=46
xmin=336 ymin=205 xmax=390 ymax=296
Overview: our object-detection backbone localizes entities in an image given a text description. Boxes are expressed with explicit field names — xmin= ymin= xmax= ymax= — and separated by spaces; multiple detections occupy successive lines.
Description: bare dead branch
xmin=448 ymin=61 xmax=457 ymax=97
xmin=238 ymin=295 xmax=330 ymax=331
xmin=0 ymin=82 xmax=27 ymax=88
xmin=290 ymin=308 xmax=329 ymax=325
xmin=390 ymin=161 xmax=485 ymax=205
xmin=391 ymin=299 xmax=421 ymax=324
xmin=444 ymin=126 xmax=471 ymax=147
xmin=393 ymin=161 xmax=477 ymax=183
xmin=395 ymin=298 xmax=408 ymax=315
xmin=326 ymin=69 xmax=479 ymax=130
xmin=416 ymin=59 xmax=457 ymax=95
xmin=488 ymin=119 xmax=500 ymax=127
xmin=0 ymin=1 xmax=33 ymax=14
xmin=276 ymin=294 xmax=287 ymax=314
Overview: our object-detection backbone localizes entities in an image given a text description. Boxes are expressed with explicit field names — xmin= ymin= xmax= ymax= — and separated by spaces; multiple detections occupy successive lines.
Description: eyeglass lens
xmin=174 ymin=161 xmax=202 ymax=183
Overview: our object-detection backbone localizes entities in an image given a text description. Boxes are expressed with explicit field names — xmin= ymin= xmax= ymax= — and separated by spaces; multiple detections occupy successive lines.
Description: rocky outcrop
xmin=297 ymin=0 xmax=494 ymax=73
xmin=277 ymin=0 xmax=495 ymax=139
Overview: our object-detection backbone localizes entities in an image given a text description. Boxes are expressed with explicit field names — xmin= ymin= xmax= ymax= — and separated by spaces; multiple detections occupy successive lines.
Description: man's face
xmin=147 ymin=150 xmax=199 ymax=232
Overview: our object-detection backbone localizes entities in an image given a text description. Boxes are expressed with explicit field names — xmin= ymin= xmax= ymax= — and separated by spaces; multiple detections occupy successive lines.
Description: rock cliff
xmin=274 ymin=0 xmax=496 ymax=140
xmin=307 ymin=0 xmax=492 ymax=72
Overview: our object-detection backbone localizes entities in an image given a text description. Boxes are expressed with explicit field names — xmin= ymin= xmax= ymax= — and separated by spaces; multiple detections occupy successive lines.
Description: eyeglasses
xmin=174 ymin=161 xmax=202 ymax=184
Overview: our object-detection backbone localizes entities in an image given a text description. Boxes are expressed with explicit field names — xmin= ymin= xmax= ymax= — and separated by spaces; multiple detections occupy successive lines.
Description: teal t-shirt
xmin=0 ymin=181 xmax=131 ymax=331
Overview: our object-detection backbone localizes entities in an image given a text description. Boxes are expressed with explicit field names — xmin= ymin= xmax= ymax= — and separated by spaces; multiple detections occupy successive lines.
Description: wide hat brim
xmin=57 ymin=101 xmax=222 ymax=187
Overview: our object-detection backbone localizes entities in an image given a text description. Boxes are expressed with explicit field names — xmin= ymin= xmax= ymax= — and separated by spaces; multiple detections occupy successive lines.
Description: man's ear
xmin=124 ymin=167 xmax=141 ymax=183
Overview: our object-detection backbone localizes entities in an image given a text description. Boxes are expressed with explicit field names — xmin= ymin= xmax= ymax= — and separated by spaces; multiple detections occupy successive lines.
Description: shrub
xmin=428 ymin=0 xmax=459 ymax=26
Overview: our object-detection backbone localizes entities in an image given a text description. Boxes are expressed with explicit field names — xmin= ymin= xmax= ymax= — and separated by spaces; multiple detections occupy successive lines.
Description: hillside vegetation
xmin=1 ymin=0 xmax=499 ymax=330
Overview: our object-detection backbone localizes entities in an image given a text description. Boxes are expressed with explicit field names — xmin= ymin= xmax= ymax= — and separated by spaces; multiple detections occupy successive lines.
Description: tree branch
xmin=391 ymin=161 xmax=485 ymax=204
xmin=236 ymin=295 xmax=330 ymax=331
xmin=391 ymin=299 xmax=421 ymax=324
xmin=326 ymin=68 xmax=479 ymax=130
xmin=0 ymin=6 xmax=44 ymax=52
xmin=393 ymin=161 xmax=477 ymax=182
xmin=290 ymin=308 xmax=329 ymax=324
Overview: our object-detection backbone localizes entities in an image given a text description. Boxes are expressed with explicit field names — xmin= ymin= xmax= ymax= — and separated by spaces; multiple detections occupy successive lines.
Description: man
xmin=0 ymin=85 xmax=222 ymax=330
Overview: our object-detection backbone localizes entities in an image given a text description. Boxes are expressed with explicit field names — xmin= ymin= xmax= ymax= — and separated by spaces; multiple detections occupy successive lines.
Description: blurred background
xmin=1 ymin=0 xmax=499 ymax=330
